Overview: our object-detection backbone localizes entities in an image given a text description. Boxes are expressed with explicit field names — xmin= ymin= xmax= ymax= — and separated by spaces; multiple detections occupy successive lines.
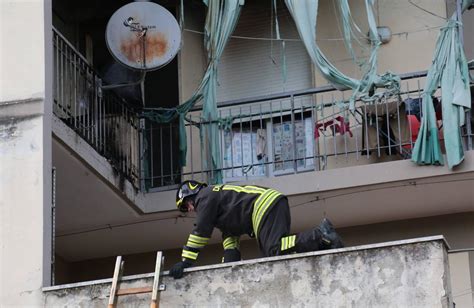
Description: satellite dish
xmin=106 ymin=2 xmax=181 ymax=71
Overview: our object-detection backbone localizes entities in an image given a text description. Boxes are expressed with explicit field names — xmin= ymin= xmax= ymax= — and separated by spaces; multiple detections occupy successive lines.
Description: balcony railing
xmin=52 ymin=28 xmax=473 ymax=192
xmin=143 ymin=68 xmax=473 ymax=191
xmin=52 ymin=28 xmax=141 ymax=188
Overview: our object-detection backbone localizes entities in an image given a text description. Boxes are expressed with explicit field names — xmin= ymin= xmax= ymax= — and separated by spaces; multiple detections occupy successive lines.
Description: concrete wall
xmin=316 ymin=0 xmax=447 ymax=86
xmin=178 ymin=2 xmax=206 ymax=101
xmin=53 ymin=212 xmax=473 ymax=283
xmin=449 ymin=252 xmax=474 ymax=308
xmin=0 ymin=0 xmax=53 ymax=306
xmin=44 ymin=237 xmax=452 ymax=307
xmin=447 ymin=1 xmax=474 ymax=61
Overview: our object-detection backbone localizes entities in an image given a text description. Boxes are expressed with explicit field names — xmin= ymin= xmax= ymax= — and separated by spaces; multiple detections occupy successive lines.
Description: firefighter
xmin=169 ymin=180 xmax=343 ymax=279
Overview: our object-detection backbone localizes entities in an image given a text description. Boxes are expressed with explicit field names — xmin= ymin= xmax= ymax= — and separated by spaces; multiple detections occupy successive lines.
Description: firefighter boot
xmin=294 ymin=228 xmax=328 ymax=253
xmin=319 ymin=218 xmax=344 ymax=249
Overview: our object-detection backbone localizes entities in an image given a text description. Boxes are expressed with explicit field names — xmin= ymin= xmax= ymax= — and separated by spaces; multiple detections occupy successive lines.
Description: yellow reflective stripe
xmin=254 ymin=190 xmax=279 ymax=220
xmin=252 ymin=190 xmax=275 ymax=234
xmin=223 ymin=237 xmax=239 ymax=250
xmin=222 ymin=185 xmax=245 ymax=193
xmin=189 ymin=234 xmax=209 ymax=245
xmin=254 ymin=191 xmax=281 ymax=237
xmin=281 ymin=235 xmax=296 ymax=251
xmin=252 ymin=189 xmax=275 ymax=226
xmin=186 ymin=239 xmax=206 ymax=249
xmin=290 ymin=235 xmax=296 ymax=248
xmin=222 ymin=185 xmax=265 ymax=194
xmin=243 ymin=185 xmax=266 ymax=193
xmin=182 ymin=250 xmax=198 ymax=260
xmin=253 ymin=190 xmax=278 ymax=229
xmin=281 ymin=237 xmax=287 ymax=251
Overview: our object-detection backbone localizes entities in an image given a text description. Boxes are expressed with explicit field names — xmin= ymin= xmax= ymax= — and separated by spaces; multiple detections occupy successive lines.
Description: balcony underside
xmin=53 ymin=124 xmax=474 ymax=262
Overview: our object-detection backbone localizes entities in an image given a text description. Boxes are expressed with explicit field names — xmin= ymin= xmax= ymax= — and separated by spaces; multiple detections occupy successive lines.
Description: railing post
xmin=139 ymin=118 xmax=146 ymax=192
xmin=291 ymin=95 xmax=297 ymax=173
xmin=94 ymin=76 xmax=101 ymax=150
xmin=51 ymin=167 xmax=56 ymax=286
xmin=457 ymin=0 xmax=472 ymax=150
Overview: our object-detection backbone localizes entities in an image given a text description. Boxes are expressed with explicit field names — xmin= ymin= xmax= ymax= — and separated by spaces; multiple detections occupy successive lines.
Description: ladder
xmin=108 ymin=251 xmax=165 ymax=308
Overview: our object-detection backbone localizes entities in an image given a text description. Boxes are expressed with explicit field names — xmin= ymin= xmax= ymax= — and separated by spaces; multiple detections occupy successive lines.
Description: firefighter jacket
xmin=180 ymin=184 xmax=284 ymax=262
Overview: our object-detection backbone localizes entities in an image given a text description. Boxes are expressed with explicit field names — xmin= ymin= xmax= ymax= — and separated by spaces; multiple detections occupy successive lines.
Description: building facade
xmin=1 ymin=0 xmax=473 ymax=306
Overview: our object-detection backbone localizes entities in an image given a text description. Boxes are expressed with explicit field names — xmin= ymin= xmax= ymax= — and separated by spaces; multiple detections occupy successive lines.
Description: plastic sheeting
xmin=411 ymin=0 xmax=472 ymax=169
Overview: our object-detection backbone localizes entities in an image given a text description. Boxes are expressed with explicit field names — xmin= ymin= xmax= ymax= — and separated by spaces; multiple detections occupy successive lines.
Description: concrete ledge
xmin=43 ymin=236 xmax=452 ymax=307
xmin=52 ymin=115 xmax=146 ymax=210
xmin=52 ymin=115 xmax=178 ymax=213
xmin=248 ymin=151 xmax=474 ymax=197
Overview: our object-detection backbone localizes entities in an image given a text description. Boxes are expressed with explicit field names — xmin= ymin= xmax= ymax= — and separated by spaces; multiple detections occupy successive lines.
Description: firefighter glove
xmin=169 ymin=260 xmax=193 ymax=279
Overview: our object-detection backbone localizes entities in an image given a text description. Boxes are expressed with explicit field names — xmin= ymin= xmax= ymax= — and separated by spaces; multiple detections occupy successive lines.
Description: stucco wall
xmin=0 ymin=0 xmax=52 ymax=305
xmin=316 ymin=0 xmax=447 ymax=86
xmin=44 ymin=237 xmax=451 ymax=307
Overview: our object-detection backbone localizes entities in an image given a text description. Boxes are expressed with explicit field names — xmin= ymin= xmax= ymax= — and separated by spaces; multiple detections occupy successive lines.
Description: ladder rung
xmin=116 ymin=286 xmax=153 ymax=296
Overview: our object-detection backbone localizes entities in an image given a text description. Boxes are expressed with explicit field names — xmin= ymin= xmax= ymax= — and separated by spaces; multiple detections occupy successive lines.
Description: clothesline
xmin=183 ymin=25 xmax=444 ymax=42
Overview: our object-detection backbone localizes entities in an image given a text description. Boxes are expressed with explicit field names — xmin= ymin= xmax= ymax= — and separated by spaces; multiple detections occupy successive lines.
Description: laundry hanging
xmin=411 ymin=0 xmax=472 ymax=168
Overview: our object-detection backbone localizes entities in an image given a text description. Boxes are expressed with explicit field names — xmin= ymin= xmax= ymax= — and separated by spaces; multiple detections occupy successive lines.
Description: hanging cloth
xmin=411 ymin=0 xmax=472 ymax=169
xmin=143 ymin=0 xmax=244 ymax=184
xmin=284 ymin=0 xmax=400 ymax=109
xmin=201 ymin=0 xmax=244 ymax=183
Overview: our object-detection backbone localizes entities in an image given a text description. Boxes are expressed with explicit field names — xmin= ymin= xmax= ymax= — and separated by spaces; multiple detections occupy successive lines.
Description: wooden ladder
xmin=108 ymin=251 xmax=165 ymax=308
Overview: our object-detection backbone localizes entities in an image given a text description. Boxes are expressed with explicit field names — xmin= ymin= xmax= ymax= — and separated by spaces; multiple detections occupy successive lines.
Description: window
xmin=222 ymin=122 xmax=266 ymax=181
xmin=269 ymin=116 xmax=314 ymax=175
xmin=221 ymin=112 xmax=315 ymax=182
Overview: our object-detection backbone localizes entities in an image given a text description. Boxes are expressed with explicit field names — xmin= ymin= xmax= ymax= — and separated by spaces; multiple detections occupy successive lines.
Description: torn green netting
xmin=284 ymin=0 xmax=400 ymax=110
xmin=412 ymin=0 xmax=472 ymax=169
xmin=143 ymin=0 xmax=244 ymax=184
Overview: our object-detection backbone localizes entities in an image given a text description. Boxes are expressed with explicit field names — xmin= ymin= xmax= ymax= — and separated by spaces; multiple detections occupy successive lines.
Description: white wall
xmin=0 ymin=0 xmax=52 ymax=306
xmin=447 ymin=1 xmax=474 ymax=61
xmin=449 ymin=252 xmax=474 ymax=308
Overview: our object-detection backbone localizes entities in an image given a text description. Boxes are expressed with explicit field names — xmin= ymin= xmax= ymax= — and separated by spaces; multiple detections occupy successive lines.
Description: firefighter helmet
xmin=176 ymin=180 xmax=207 ymax=212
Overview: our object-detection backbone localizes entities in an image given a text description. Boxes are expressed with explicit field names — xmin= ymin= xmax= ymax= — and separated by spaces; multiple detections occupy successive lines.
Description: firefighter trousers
xmin=257 ymin=197 xmax=324 ymax=257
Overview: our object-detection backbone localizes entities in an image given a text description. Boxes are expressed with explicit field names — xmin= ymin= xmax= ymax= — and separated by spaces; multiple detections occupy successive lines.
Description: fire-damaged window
xmin=270 ymin=114 xmax=314 ymax=174
xmin=222 ymin=120 xmax=267 ymax=181
xmin=222 ymin=112 xmax=315 ymax=182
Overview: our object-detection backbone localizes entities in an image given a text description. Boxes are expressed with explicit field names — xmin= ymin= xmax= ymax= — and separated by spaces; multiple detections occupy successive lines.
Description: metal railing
xmin=143 ymin=68 xmax=473 ymax=190
xmin=52 ymin=28 xmax=141 ymax=188
xmin=52 ymin=27 xmax=473 ymax=192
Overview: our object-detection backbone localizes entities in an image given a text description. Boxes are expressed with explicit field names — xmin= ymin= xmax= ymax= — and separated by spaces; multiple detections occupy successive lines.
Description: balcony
xmin=52 ymin=26 xmax=474 ymax=194
xmin=50 ymin=26 xmax=474 ymax=288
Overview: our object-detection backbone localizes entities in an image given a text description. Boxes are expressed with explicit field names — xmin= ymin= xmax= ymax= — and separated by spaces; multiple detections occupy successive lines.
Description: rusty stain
xmin=120 ymin=32 xmax=168 ymax=65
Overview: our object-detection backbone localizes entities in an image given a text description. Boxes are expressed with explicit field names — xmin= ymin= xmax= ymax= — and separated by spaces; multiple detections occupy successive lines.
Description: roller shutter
xmin=216 ymin=2 xmax=312 ymax=102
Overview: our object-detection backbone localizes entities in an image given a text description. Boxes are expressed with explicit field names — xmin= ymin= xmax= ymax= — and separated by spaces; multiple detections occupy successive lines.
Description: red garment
xmin=315 ymin=116 xmax=353 ymax=139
